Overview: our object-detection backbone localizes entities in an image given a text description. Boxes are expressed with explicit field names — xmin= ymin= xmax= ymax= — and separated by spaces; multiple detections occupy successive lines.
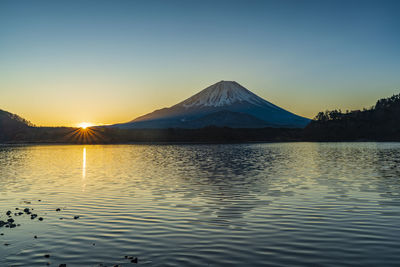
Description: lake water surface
xmin=1 ymin=143 xmax=400 ymax=266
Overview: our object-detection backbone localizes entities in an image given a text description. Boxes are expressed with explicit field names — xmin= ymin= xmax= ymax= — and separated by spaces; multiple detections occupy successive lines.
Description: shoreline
xmin=1 ymin=140 xmax=400 ymax=146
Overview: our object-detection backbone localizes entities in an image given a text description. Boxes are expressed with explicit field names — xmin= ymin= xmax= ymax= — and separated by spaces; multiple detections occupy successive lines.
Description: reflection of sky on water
xmin=154 ymin=144 xmax=282 ymax=225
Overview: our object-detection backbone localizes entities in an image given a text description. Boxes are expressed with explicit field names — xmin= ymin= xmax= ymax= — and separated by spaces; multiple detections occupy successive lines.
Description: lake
xmin=1 ymin=143 xmax=400 ymax=266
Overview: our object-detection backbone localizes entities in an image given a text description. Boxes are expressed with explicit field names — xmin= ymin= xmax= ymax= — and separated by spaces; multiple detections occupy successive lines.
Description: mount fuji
xmin=113 ymin=81 xmax=310 ymax=129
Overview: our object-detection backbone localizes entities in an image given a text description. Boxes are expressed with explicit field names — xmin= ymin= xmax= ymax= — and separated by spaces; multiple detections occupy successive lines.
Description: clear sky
xmin=1 ymin=0 xmax=399 ymax=126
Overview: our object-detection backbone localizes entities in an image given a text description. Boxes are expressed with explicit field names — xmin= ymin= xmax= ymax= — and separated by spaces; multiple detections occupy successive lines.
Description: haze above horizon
xmin=1 ymin=0 xmax=399 ymax=127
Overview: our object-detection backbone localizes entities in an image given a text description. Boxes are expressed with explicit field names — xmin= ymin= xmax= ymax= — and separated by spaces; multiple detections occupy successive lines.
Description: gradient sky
xmin=1 ymin=0 xmax=399 ymax=126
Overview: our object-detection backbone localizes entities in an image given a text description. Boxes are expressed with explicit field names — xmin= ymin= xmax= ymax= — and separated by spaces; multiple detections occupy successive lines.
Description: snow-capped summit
xmin=178 ymin=81 xmax=277 ymax=108
xmin=113 ymin=81 xmax=310 ymax=129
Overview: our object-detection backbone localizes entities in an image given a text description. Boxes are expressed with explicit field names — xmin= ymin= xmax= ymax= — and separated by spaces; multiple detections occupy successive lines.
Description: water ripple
xmin=1 ymin=143 xmax=400 ymax=266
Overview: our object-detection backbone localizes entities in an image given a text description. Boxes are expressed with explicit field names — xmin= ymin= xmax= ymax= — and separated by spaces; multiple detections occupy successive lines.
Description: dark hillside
xmin=304 ymin=93 xmax=400 ymax=141
xmin=0 ymin=109 xmax=34 ymax=142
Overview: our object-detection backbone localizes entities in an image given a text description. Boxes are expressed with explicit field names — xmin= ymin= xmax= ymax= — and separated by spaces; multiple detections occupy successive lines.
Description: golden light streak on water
xmin=82 ymin=147 xmax=87 ymax=191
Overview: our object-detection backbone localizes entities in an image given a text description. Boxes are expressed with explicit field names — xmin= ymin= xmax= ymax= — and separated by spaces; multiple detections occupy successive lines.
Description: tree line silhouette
xmin=304 ymin=92 xmax=400 ymax=141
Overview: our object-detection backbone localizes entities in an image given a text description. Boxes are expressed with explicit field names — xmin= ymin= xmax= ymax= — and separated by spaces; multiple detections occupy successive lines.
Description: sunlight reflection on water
xmin=82 ymin=147 xmax=86 ymax=192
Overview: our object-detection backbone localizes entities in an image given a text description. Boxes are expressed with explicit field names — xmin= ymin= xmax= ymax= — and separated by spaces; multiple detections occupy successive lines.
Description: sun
xmin=66 ymin=122 xmax=104 ymax=143
xmin=77 ymin=122 xmax=94 ymax=129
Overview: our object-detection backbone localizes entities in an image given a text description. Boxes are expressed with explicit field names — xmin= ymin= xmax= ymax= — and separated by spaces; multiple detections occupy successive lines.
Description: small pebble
xmin=38 ymin=217 xmax=43 ymax=221
xmin=59 ymin=264 xmax=67 ymax=267
xmin=44 ymin=254 xmax=50 ymax=258
xmin=131 ymin=257 xmax=138 ymax=263
xmin=4 ymin=243 xmax=10 ymax=246
xmin=74 ymin=216 xmax=79 ymax=219
xmin=56 ymin=208 xmax=61 ymax=212
xmin=6 ymin=211 xmax=11 ymax=216
xmin=34 ymin=235 xmax=37 ymax=239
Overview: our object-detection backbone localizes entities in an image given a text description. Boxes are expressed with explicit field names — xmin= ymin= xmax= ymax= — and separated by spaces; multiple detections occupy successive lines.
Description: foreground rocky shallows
xmin=1 ymin=200 xmax=139 ymax=266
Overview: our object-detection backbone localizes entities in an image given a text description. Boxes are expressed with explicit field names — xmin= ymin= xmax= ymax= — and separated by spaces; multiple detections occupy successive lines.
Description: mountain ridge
xmin=0 ymin=109 xmax=34 ymax=142
xmin=177 ymin=81 xmax=281 ymax=109
xmin=116 ymin=81 xmax=310 ymax=129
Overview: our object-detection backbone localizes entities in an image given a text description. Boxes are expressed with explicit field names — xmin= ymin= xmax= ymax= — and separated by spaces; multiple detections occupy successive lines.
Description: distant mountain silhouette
xmin=113 ymin=81 xmax=310 ymax=129
xmin=185 ymin=110 xmax=271 ymax=128
xmin=0 ymin=109 xmax=34 ymax=142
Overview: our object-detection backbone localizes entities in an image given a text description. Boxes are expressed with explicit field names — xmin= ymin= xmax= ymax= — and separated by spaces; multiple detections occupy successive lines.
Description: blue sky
xmin=0 ymin=0 xmax=399 ymax=126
